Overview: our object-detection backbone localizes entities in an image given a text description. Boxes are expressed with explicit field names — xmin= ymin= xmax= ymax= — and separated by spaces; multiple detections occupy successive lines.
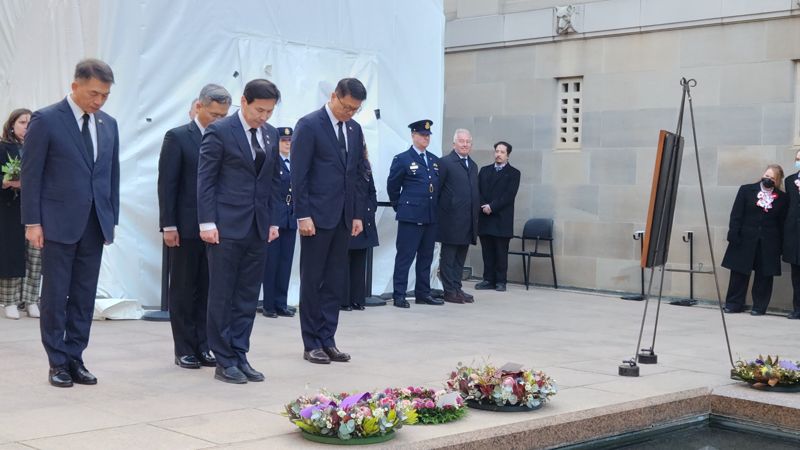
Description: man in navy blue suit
xmin=261 ymin=126 xmax=297 ymax=319
xmin=158 ymin=84 xmax=231 ymax=369
xmin=387 ymin=120 xmax=443 ymax=308
xmin=21 ymin=59 xmax=120 ymax=388
xmin=197 ymin=79 xmax=282 ymax=384
xmin=291 ymin=78 xmax=367 ymax=364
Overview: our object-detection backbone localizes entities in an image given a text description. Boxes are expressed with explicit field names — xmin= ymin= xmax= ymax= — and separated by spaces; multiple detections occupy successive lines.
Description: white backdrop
xmin=0 ymin=0 xmax=445 ymax=306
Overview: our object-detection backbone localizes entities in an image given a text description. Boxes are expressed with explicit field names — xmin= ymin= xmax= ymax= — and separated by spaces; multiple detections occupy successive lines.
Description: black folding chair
xmin=508 ymin=218 xmax=557 ymax=290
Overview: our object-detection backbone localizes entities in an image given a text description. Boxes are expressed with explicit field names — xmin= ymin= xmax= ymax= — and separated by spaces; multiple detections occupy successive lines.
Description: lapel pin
xmin=98 ymin=119 xmax=103 ymax=124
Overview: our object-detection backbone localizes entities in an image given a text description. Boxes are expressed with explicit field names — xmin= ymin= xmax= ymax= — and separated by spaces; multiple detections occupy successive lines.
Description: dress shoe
xmin=3 ymin=305 xmax=19 ymax=320
xmin=175 ymin=355 xmax=201 ymax=369
xmin=495 ymin=283 xmax=507 ymax=292
xmin=214 ymin=366 xmax=247 ymax=384
xmin=787 ymin=312 xmax=800 ymax=320
xmin=750 ymin=310 xmax=765 ymax=316
xmin=443 ymin=291 xmax=465 ymax=304
xmin=197 ymin=351 xmax=216 ymax=367
xmin=276 ymin=308 xmax=295 ymax=317
xmin=49 ymin=367 xmax=73 ymax=388
xmin=303 ymin=348 xmax=331 ymax=364
xmin=323 ymin=346 xmax=351 ymax=362
xmin=351 ymin=303 xmax=365 ymax=310
xmin=723 ymin=307 xmax=740 ymax=314
xmin=415 ymin=296 xmax=444 ymax=305
xmin=474 ymin=280 xmax=496 ymax=290
xmin=393 ymin=299 xmax=410 ymax=308
xmin=68 ymin=360 xmax=97 ymax=385
xmin=340 ymin=305 xmax=352 ymax=311
xmin=27 ymin=303 xmax=40 ymax=318
xmin=262 ymin=310 xmax=278 ymax=318
xmin=287 ymin=305 xmax=297 ymax=313
xmin=458 ymin=290 xmax=475 ymax=303
xmin=238 ymin=362 xmax=265 ymax=382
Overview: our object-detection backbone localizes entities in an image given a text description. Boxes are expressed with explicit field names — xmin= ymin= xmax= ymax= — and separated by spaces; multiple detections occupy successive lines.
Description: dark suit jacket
xmin=157 ymin=121 xmax=203 ymax=238
xmin=290 ymin=106 xmax=365 ymax=230
xmin=477 ymin=163 xmax=521 ymax=238
xmin=437 ymin=150 xmax=479 ymax=245
xmin=721 ymin=182 xmax=787 ymax=276
xmin=21 ymin=98 xmax=120 ymax=244
xmin=275 ymin=157 xmax=297 ymax=230
xmin=350 ymin=162 xmax=379 ymax=250
xmin=386 ymin=147 xmax=440 ymax=224
xmin=783 ymin=172 xmax=800 ymax=265
xmin=196 ymin=113 xmax=281 ymax=241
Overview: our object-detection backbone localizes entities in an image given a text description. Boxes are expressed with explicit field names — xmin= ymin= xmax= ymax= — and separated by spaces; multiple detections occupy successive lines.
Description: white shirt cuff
xmin=163 ymin=226 xmax=177 ymax=232
xmin=199 ymin=222 xmax=217 ymax=231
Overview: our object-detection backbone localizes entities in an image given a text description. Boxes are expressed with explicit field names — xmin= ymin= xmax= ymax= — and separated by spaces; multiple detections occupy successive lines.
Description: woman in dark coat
xmin=0 ymin=108 xmax=32 ymax=320
xmin=342 ymin=150 xmax=379 ymax=311
xmin=781 ymin=150 xmax=800 ymax=320
xmin=722 ymin=164 xmax=787 ymax=315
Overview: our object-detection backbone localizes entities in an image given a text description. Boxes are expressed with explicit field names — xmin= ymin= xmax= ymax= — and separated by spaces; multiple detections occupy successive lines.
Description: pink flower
xmin=424 ymin=399 xmax=435 ymax=409
xmin=502 ymin=376 xmax=515 ymax=386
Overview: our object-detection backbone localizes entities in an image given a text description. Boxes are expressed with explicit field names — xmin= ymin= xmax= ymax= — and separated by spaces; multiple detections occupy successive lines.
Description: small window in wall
xmin=557 ymin=76 xmax=582 ymax=150
xmin=794 ymin=61 xmax=800 ymax=147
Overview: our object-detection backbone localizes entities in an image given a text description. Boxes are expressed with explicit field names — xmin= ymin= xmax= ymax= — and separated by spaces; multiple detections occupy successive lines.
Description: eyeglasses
xmin=336 ymin=95 xmax=362 ymax=114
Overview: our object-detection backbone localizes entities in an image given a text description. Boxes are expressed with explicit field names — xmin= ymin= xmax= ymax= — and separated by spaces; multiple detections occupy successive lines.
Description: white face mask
xmin=795 ymin=160 xmax=800 ymax=170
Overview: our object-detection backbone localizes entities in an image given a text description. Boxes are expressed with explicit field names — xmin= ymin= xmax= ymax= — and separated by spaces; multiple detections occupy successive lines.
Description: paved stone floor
xmin=1 ymin=284 xmax=798 ymax=449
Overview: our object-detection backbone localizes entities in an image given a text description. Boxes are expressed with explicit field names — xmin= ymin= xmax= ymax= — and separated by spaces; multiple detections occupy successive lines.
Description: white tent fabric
xmin=0 ymin=0 xmax=445 ymax=306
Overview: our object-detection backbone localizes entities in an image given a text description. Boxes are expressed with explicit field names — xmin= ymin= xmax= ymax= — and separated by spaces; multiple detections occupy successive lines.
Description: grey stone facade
xmin=444 ymin=0 xmax=800 ymax=310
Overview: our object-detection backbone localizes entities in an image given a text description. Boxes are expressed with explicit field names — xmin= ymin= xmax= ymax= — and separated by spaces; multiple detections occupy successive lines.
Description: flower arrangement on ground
xmin=446 ymin=362 xmax=558 ymax=410
xmin=732 ymin=355 xmax=800 ymax=388
xmin=285 ymin=390 xmax=417 ymax=442
xmin=383 ymin=387 xmax=466 ymax=424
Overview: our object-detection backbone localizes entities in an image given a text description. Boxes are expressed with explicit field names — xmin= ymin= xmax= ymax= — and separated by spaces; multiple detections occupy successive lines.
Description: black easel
xmin=620 ymin=231 xmax=645 ymax=301
xmin=619 ymin=78 xmax=734 ymax=377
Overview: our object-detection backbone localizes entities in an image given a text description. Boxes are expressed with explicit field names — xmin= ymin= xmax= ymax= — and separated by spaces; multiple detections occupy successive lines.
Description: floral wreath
xmin=446 ymin=362 xmax=558 ymax=409
xmin=383 ymin=386 xmax=466 ymax=424
xmin=732 ymin=355 xmax=800 ymax=387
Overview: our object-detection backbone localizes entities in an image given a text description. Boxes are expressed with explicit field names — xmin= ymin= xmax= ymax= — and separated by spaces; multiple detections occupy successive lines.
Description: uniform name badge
xmin=409 ymin=162 xmax=419 ymax=173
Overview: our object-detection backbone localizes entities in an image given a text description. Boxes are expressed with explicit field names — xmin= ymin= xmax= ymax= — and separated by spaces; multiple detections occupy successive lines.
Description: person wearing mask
xmin=722 ymin=165 xmax=787 ymax=315
xmin=782 ymin=150 xmax=800 ymax=320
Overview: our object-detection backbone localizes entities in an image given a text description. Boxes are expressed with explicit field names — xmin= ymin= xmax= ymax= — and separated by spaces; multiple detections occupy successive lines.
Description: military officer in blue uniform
xmin=261 ymin=127 xmax=297 ymax=318
xmin=386 ymin=120 xmax=444 ymax=308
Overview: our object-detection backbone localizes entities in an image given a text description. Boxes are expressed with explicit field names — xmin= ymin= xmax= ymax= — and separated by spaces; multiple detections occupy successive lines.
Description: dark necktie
xmin=81 ymin=113 xmax=94 ymax=164
xmin=462 ymin=157 xmax=469 ymax=170
xmin=419 ymin=152 xmax=427 ymax=168
xmin=250 ymin=128 xmax=265 ymax=173
xmin=337 ymin=121 xmax=347 ymax=159
xmin=284 ymin=158 xmax=290 ymax=172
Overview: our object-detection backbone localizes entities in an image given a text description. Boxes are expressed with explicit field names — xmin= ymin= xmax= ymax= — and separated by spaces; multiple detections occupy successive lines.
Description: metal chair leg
xmin=550 ymin=241 xmax=557 ymax=289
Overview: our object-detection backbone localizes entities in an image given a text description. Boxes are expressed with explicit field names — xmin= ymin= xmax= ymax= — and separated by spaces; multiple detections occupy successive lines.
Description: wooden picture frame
xmin=642 ymin=130 xmax=684 ymax=268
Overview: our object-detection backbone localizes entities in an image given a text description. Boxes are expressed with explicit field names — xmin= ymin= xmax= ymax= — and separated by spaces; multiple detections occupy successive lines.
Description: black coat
xmin=350 ymin=163 xmax=379 ymax=250
xmin=721 ymin=182 xmax=787 ymax=276
xmin=783 ymin=172 xmax=800 ymax=265
xmin=157 ymin=121 xmax=203 ymax=238
xmin=0 ymin=141 xmax=25 ymax=277
xmin=477 ymin=163 xmax=521 ymax=238
xmin=437 ymin=150 xmax=479 ymax=245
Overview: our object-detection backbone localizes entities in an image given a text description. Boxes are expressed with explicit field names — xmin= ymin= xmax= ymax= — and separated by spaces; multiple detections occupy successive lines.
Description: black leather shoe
xmin=495 ymin=283 xmax=507 ymax=292
xmin=214 ymin=366 xmax=247 ymax=384
xmin=415 ymin=296 xmax=444 ymax=305
xmin=197 ymin=351 xmax=216 ymax=367
xmin=787 ymin=312 xmax=800 ymax=320
xmin=750 ymin=310 xmax=765 ymax=316
xmin=68 ymin=360 xmax=97 ymax=385
xmin=262 ymin=310 xmax=278 ymax=318
xmin=49 ymin=367 xmax=73 ymax=388
xmin=303 ymin=348 xmax=331 ymax=364
xmin=723 ymin=307 xmax=740 ymax=314
xmin=351 ymin=304 xmax=365 ymax=310
xmin=393 ymin=299 xmax=410 ymax=308
xmin=459 ymin=290 xmax=475 ymax=303
xmin=474 ymin=281 xmax=495 ymax=290
xmin=238 ymin=362 xmax=265 ymax=382
xmin=276 ymin=308 xmax=295 ymax=317
xmin=175 ymin=355 xmax=201 ymax=369
xmin=340 ymin=305 xmax=352 ymax=311
xmin=323 ymin=346 xmax=351 ymax=362
xmin=443 ymin=291 xmax=465 ymax=304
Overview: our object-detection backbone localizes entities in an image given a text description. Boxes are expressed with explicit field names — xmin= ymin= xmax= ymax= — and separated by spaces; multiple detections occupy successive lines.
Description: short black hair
xmin=494 ymin=141 xmax=512 ymax=155
xmin=74 ymin=59 xmax=114 ymax=84
xmin=335 ymin=78 xmax=367 ymax=101
xmin=243 ymin=79 xmax=281 ymax=104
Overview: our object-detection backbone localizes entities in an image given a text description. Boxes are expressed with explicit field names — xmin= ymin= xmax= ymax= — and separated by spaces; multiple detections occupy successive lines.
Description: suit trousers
xmin=205 ymin=222 xmax=267 ymax=368
xmin=439 ymin=243 xmax=469 ymax=293
xmin=262 ymin=228 xmax=296 ymax=313
xmin=479 ymin=235 xmax=510 ymax=284
xmin=790 ymin=264 xmax=800 ymax=314
xmin=167 ymin=238 xmax=209 ymax=357
xmin=346 ymin=248 xmax=367 ymax=307
xmin=39 ymin=206 xmax=104 ymax=369
xmin=392 ymin=222 xmax=436 ymax=300
xmin=724 ymin=270 xmax=774 ymax=313
xmin=299 ymin=218 xmax=348 ymax=351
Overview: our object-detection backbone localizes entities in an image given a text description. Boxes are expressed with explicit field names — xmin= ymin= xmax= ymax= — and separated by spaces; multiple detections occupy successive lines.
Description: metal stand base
xmin=619 ymin=364 xmax=640 ymax=377
xmin=365 ymin=296 xmax=387 ymax=307
xmin=142 ymin=310 xmax=170 ymax=322
xmin=638 ymin=352 xmax=658 ymax=364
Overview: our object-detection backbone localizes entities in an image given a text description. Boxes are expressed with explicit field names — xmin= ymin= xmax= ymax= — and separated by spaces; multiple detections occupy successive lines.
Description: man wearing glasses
xmin=291 ymin=78 xmax=367 ymax=364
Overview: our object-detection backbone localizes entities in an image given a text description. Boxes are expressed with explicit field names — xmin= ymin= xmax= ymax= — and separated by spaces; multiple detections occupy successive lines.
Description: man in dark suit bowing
xmin=197 ymin=79 xmax=282 ymax=384
xmin=291 ymin=78 xmax=367 ymax=364
xmin=21 ymin=59 xmax=119 ymax=388
xmin=158 ymin=84 xmax=231 ymax=369
xmin=437 ymin=128 xmax=479 ymax=304
xmin=475 ymin=141 xmax=521 ymax=292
